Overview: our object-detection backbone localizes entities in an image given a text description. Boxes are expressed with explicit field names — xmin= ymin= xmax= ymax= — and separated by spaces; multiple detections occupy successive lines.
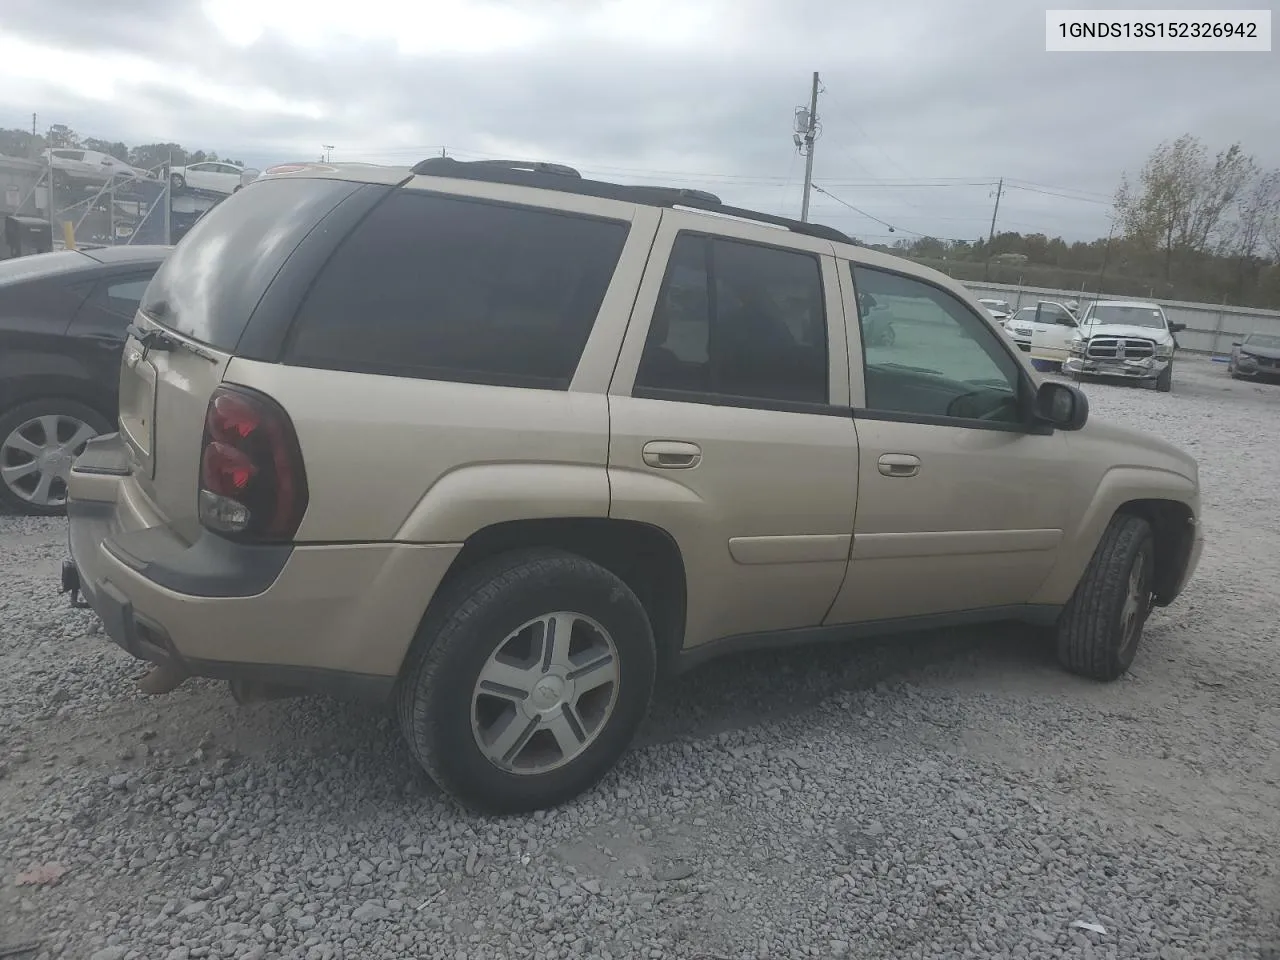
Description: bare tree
xmin=1223 ymin=168 xmax=1280 ymax=258
xmin=1266 ymin=187 xmax=1280 ymax=262
xmin=1216 ymin=168 xmax=1280 ymax=296
xmin=1115 ymin=134 xmax=1257 ymax=278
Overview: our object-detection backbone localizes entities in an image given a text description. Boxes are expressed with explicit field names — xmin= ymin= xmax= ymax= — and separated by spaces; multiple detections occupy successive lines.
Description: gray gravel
xmin=2 ymin=356 xmax=1278 ymax=959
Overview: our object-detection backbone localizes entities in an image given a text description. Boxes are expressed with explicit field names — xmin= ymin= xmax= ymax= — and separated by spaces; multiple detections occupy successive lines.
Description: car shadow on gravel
xmin=637 ymin=620 xmax=1056 ymax=746
xmin=226 ymin=621 xmax=1053 ymax=789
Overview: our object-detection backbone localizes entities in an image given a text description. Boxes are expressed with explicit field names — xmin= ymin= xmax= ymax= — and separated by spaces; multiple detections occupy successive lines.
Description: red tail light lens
xmin=198 ymin=385 xmax=308 ymax=541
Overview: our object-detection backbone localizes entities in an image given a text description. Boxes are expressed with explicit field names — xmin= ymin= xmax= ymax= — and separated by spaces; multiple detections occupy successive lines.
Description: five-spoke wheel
xmin=398 ymin=549 xmax=656 ymax=814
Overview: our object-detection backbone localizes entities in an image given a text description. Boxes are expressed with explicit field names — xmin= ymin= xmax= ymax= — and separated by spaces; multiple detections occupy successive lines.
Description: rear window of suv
xmin=139 ymin=177 xmax=359 ymax=350
xmin=281 ymin=191 xmax=630 ymax=389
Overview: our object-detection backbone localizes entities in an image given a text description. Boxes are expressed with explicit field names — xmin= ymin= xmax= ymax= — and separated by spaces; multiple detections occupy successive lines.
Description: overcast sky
xmin=1 ymin=0 xmax=1274 ymax=243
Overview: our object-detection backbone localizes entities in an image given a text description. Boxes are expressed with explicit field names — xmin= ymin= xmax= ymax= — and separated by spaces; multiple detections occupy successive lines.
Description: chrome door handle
xmin=877 ymin=453 xmax=920 ymax=478
xmin=642 ymin=440 xmax=702 ymax=469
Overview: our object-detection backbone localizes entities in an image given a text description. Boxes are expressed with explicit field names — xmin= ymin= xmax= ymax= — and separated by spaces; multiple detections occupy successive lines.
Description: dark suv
xmin=0 ymin=245 xmax=170 ymax=514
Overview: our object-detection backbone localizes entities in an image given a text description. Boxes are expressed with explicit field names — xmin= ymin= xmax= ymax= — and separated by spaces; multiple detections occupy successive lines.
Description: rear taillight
xmin=198 ymin=385 xmax=308 ymax=542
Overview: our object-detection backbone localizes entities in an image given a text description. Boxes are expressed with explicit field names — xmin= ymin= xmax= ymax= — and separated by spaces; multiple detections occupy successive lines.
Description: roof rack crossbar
xmin=408 ymin=156 xmax=853 ymax=245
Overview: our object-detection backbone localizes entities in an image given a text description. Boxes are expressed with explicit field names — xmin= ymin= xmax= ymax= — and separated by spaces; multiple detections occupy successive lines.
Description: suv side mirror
xmin=1231 ymin=340 xmax=1242 ymax=347
xmin=1169 ymin=321 xmax=1186 ymax=333
xmin=1033 ymin=381 xmax=1088 ymax=431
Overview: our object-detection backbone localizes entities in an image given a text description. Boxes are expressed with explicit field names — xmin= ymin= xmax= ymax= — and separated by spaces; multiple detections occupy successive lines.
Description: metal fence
xmin=961 ymin=279 xmax=1280 ymax=356
xmin=1 ymin=154 xmax=233 ymax=255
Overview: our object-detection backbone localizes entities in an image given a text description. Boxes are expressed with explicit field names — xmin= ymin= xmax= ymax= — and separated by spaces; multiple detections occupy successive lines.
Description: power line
xmin=1004 ymin=177 xmax=1114 ymax=201
xmin=810 ymin=184 xmax=974 ymax=243
xmin=1004 ymin=182 xmax=1115 ymax=206
xmin=151 ymin=136 xmax=1118 ymax=204
xmin=818 ymin=87 xmax=920 ymax=182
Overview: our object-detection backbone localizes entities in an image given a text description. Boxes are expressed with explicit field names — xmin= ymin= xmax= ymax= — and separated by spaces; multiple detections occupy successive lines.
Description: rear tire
xmin=1155 ymin=362 xmax=1173 ymax=392
xmin=0 ymin=399 xmax=111 ymax=516
xmin=1056 ymin=513 xmax=1155 ymax=681
xmin=397 ymin=549 xmax=656 ymax=814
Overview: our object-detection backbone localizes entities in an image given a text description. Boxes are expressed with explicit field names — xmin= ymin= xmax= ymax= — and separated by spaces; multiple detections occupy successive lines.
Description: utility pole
xmin=163 ymin=151 xmax=172 ymax=245
xmin=46 ymin=131 xmax=55 ymax=241
xmin=798 ymin=71 xmax=820 ymax=223
xmin=983 ymin=177 xmax=1003 ymax=281
xmin=31 ymin=113 xmax=37 ymax=158
xmin=1096 ymin=220 xmax=1116 ymax=299
xmin=987 ymin=177 xmax=1003 ymax=244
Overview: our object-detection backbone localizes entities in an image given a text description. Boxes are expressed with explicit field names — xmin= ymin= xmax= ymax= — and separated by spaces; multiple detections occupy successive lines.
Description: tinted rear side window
xmin=283 ymin=191 xmax=630 ymax=389
xmin=140 ymin=177 xmax=358 ymax=351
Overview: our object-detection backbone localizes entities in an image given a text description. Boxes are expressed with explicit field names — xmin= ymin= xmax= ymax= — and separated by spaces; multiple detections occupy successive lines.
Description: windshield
xmin=1085 ymin=305 xmax=1166 ymax=328
xmin=1010 ymin=308 xmax=1037 ymax=323
xmin=1244 ymin=333 xmax=1280 ymax=349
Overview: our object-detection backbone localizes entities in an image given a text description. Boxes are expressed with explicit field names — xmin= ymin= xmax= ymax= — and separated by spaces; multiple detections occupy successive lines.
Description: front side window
xmin=634 ymin=234 xmax=828 ymax=406
xmin=852 ymin=265 xmax=1022 ymax=424
xmin=285 ymin=192 xmax=630 ymax=388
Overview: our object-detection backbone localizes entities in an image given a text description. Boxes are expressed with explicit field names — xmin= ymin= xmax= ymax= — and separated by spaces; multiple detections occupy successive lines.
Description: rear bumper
xmin=65 ymin=433 xmax=462 ymax=700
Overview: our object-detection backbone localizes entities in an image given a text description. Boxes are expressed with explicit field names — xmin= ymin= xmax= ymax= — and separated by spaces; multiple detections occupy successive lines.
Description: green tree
xmin=82 ymin=138 xmax=130 ymax=162
xmin=1115 ymin=134 xmax=1257 ymax=279
xmin=0 ymin=127 xmax=43 ymax=159
xmin=128 ymin=143 xmax=189 ymax=170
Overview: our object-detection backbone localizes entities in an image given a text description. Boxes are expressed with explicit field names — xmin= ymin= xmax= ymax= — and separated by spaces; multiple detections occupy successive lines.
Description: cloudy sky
xmin=1 ymin=0 xmax=1274 ymax=243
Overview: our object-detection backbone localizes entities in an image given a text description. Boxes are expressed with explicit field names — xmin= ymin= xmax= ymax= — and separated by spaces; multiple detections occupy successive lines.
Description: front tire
xmin=1155 ymin=361 xmax=1173 ymax=392
xmin=1056 ymin=513 xmax=1155 ymax=681
xmin=397 ymin=549 xmax=656 ymax=814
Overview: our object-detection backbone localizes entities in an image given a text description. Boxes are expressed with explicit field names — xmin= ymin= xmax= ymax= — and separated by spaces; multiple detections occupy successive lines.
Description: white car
xmin=169 ymin=161 xmax=260 ymax=196
xmin=977 ymin=298 xmax=1012 ymax=323
xmin=1003 ymin=300 xmax=1079 ymax=353
xmin=44 ymin=149 xmax=153 ymax=182
xmin=1063 ymin=300 xmax=1186 ymax=393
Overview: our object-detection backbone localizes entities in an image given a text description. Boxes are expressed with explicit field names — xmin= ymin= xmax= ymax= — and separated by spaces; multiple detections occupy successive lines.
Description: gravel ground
xmin=1 ymin=356 xmax=1277 ymax=960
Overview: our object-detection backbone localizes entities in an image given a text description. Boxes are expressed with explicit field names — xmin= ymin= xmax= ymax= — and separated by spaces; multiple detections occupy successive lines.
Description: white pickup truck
xmin=1062 ymin=300 xmax=1186 ymax=393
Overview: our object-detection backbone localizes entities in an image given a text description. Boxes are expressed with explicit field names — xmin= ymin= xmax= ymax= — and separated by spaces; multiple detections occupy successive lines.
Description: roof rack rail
xmin=408 ymin=156 xmax=853 ymax=245
xmin=460 ymin=158 xmax=583 ymax=178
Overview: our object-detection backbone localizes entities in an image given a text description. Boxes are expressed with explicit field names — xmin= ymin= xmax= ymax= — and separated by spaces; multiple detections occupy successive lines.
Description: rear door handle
xmin=642 ymin=440 xmax=702 ymax=469
xmin=877 ymin=453 xmax=920 ymax=478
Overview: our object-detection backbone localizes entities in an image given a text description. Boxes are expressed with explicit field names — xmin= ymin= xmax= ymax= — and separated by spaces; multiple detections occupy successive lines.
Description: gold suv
xmin=62 ymin=158 xmax=1204 ymax=814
